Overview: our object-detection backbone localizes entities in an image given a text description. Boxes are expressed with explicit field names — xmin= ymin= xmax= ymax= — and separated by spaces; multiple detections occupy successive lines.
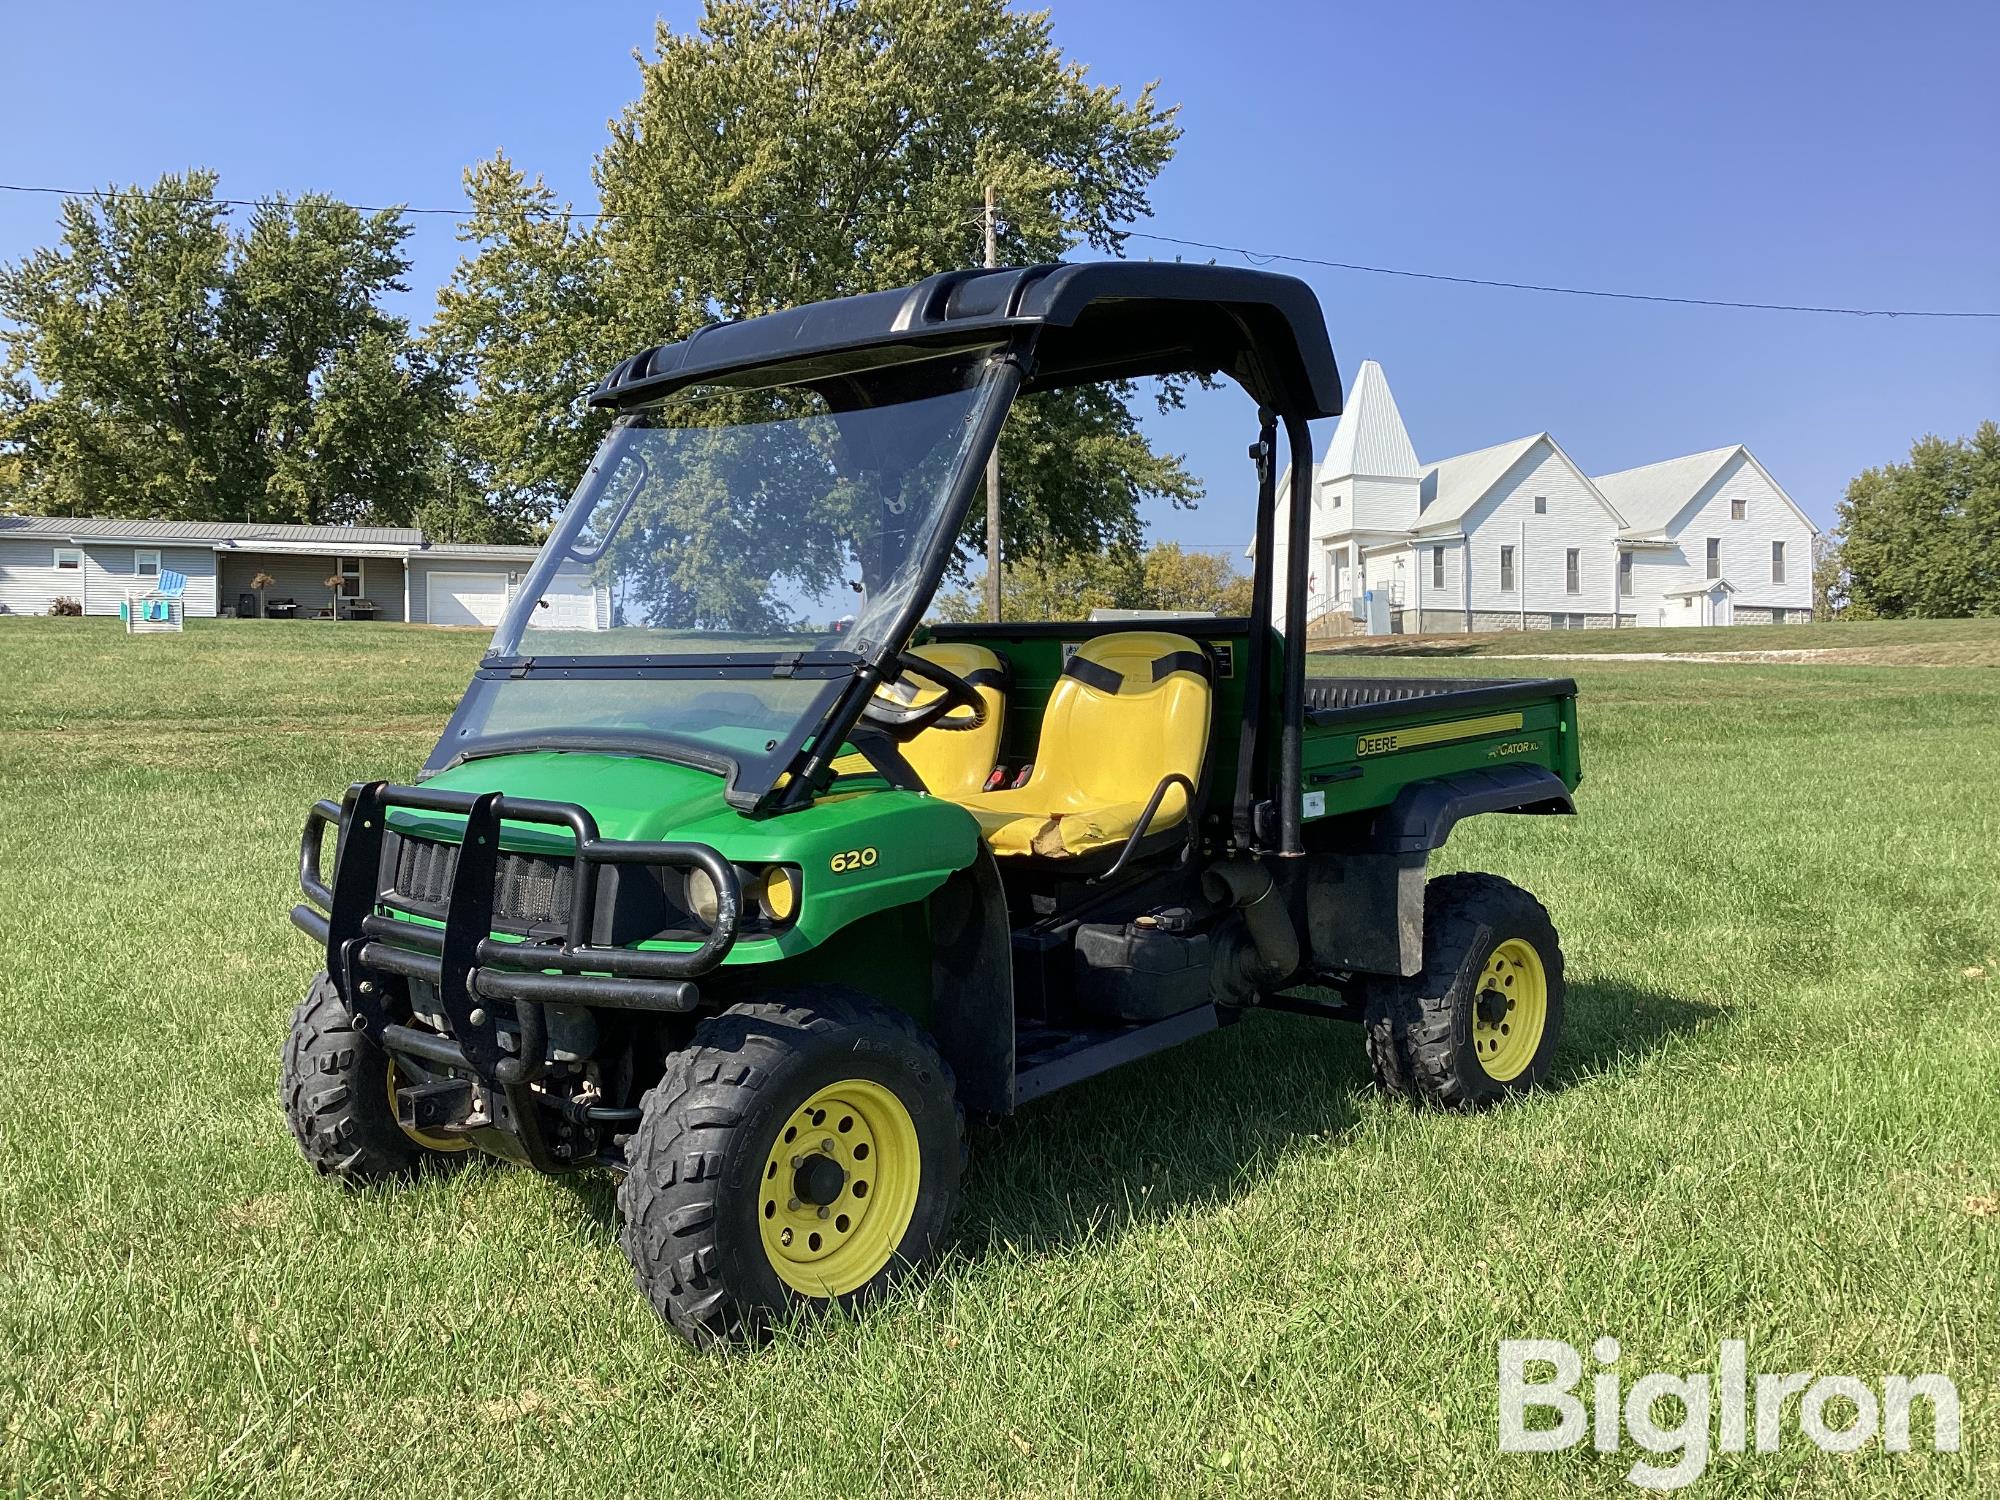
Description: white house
xmin=1261 ymin=361 xmax=1817 ymax=633
xmin=0 ymin=515 xmax=605 ymax=628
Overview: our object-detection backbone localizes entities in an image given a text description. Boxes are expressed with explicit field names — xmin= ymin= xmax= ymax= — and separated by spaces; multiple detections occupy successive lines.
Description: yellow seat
xmin=967 ymin=631 xmax=1212 ymax=859
xmin=884 ymin=642 xmax=1010 ymax=799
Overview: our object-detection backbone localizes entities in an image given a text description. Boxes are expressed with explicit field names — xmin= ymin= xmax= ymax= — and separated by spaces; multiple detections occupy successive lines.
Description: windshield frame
xmin=427 ymin=336 xmax=1029 ymax=808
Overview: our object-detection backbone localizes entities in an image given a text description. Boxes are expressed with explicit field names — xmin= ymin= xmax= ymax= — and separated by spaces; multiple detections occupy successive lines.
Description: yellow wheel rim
xmin=386 ymin=1058 xmax=473 ymax=1153
xmin=1470 ymin=938 xmax=1548 ymax=1083
xmin=757 ymin=1078 xmax=921 ymax=1298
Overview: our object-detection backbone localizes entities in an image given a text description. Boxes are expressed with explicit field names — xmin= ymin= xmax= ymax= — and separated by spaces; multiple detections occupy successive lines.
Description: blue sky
xmin=3 ymin=0 xmax=1994 ymax=554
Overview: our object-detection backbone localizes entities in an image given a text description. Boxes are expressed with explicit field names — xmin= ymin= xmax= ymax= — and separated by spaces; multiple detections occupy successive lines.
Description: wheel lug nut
xmin=791 ymin=1155 xmax=802 ymax=1168
xmin=818 ymin=1206 xmax=830 ymax=1220
xmin=787 ymin=1197 xmax=801 ymax=1211
xmin=821 ymin=1138 xmax=834 ymax=1153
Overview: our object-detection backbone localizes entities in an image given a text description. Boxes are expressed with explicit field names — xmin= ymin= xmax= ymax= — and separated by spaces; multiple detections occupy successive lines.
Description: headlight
xmin=755 ymin=865 xmax=800 ymax=924
xmin=685 ymin=867 xmax=721 ymax=927
xmin=682 ymin=865 xmax=799 ymax=929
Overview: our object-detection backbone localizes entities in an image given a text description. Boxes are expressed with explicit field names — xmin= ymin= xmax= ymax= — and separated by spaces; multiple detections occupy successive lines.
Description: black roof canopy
xmin=588 ymin=261 xmax=1343 ymax=419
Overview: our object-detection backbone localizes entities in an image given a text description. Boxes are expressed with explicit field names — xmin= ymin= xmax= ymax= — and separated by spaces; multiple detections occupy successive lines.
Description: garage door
xmin=426 ymin=571 xmax=510 ymax=628
xmin=524 ymin=574 xmax=601 ymax=631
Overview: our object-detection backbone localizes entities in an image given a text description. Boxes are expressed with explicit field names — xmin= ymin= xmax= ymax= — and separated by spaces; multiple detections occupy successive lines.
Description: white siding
xmin=1664 ymin=451 xmax=1815 ymax=616
xmin=1459 ymin=442 xmax=1623 ymax=621
xmin=0 ymin=540 xmax=217 ymax=617
xmin=1622 ymin=549 xmax=1689 ymax=627
xmin=0 ymin=538 xmax=80 ymax=616
xmin=1342 ymin=473 xmax=1422 ymax=537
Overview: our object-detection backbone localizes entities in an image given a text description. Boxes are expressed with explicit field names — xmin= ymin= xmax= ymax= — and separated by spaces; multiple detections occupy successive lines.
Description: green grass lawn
xmin=1317 ymin=614 xmax=2000 ymax=666
xmin=1 ymin=617 xmax=1995 ymax=1496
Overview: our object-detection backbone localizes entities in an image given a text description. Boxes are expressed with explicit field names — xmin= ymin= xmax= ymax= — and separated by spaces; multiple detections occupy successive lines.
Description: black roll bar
xmin=1280 ymin=412 xmax=1315 ymax=858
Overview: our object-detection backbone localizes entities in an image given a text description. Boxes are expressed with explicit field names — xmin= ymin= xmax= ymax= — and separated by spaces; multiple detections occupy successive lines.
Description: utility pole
xmin=983 ymin=183 xmax=1003 ymax=623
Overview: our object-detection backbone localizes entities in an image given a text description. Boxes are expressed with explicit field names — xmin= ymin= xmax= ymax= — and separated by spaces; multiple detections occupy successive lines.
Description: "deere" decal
xmin=1355 ymin=712 xmax=1526 ymax=758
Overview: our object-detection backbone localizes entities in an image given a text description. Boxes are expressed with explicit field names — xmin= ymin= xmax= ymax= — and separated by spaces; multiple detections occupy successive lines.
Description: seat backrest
xmin=1027 ymin=631 xmax=1212 ymax=807
xmin=892 ymin=642 xmax=1010 ymax=799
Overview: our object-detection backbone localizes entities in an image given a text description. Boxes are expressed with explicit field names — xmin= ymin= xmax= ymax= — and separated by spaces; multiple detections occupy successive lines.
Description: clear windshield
xmin=491 ymin=346 xmax=1001 ymax=660
xmin=429 ymin=346 xmax=1006 ymax=800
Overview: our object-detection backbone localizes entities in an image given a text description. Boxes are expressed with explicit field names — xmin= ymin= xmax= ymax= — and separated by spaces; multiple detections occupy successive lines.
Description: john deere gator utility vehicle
xmin=284 ymin=262 xmax=1582 ymax=1345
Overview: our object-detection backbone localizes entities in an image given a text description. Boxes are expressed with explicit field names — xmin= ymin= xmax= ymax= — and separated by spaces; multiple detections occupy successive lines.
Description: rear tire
xmin=1364 ymin=872 xmax=1564 ymax=1110
xmin=616 ymin=988 xmax=964 ymax=1347
xmin=280 ymin=970 xmax=472 ymax=1185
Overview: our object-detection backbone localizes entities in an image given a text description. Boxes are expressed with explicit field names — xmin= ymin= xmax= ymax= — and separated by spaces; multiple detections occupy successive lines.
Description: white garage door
xmin=426 ymin=571 xmax=510 ymax=628
xmin=525 ymin=575 xmax=601 ymax=631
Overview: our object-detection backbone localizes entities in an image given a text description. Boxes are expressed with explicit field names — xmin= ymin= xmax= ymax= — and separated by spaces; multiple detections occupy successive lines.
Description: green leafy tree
xmin=1138 ymin=543 xmax=1255 ymax=615
xmin=432 ymin=0 xmax=1198 ymax=598
xmin=0 ymin=170 xmax=454 ymax=528
xmin=430 ymin=159 xmax=619 ymax=540
xmin=0 ymin=173 xmax=234 ymax=519
xmin=1838 ymin=422 xmax=2000 ymax=618
xmin=934 ymin=542 xmax=1251 ymax=622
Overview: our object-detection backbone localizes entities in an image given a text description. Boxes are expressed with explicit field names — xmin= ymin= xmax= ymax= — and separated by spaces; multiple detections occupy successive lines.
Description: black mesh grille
xmin=390 ymin=837 xmax=575 ymax=931
xmin=394 ymin=836 xmax=456 ymax=906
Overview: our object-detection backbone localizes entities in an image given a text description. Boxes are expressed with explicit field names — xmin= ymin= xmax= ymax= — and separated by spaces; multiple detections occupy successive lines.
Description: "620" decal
xmin=829 ymin=847 xmax=879 ymax=874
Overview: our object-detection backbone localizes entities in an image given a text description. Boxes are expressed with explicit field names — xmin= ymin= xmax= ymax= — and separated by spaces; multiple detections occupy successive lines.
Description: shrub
xmin=47 ymin=596 xmax=82 ymax=617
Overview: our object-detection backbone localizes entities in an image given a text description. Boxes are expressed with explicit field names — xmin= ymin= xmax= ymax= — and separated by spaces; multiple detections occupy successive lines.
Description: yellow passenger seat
xmin=967 ymin=631 xmax=1212 ymax=859
xmin=884 ymin=642 xmax=1010 ymax=799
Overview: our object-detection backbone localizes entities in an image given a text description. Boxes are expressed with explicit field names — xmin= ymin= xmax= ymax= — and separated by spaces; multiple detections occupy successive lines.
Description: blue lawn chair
xmin=125 ymin=568 xmax=190 ymax=633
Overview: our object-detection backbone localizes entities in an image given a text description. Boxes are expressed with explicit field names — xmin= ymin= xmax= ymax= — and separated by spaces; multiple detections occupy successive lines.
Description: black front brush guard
xmin=291 ymin=780 xmax=741 ymax=1092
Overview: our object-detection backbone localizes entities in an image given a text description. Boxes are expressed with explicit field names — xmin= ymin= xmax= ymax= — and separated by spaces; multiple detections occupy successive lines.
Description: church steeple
xmin=1316 ymin=360 xmax=1421 ymax=535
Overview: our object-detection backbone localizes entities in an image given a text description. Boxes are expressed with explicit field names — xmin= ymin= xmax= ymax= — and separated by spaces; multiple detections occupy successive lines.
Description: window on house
xmin=1706 ymin=537 xmax=1721 ymax=579
xmin=54 ymin=547 xmax=82 ymax=571
xmin=1731 ymin=496 xmax=1746 ymax=520
xmin=1618 ymin=551 xmax=1634 ymax=597
xmin=1771 ymin=540 xmax=1786 ymax=584
xmin=336 ymin=557 xmax=363 ymax=595
xmin=1534 ymin=496 xmax=1547 ymax=515
xmin=1499 ymin=545 xmax=1516 ymax=592
xmin=1565 ymin=548 xmax=1581 ymax=594
xmin=135 ymin=548 xmax=161 ymax=578
xmin=1330 ymin=492 xmax=1343 ymax=509
xmin=1683 ymin=596 xmax=1693 ymax=609
xmin=1432 ymin=546 xmax=1446 ymax=590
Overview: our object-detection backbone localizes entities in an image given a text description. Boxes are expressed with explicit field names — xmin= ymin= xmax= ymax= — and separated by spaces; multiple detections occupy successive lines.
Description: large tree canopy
xmin=1838 ymin=422 xmax=1999 ymax=618
xmin=431 ymin=0 xmax=1198 ymax=578
xmin=0 ymin=170 xmax=453 ymax=529
xmin=1 ymin=172 xmax=450 ymax=528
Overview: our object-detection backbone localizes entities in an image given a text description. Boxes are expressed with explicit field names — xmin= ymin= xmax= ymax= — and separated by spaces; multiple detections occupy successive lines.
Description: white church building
xmin=1263 ymin=361 xmax=1818 ymax=633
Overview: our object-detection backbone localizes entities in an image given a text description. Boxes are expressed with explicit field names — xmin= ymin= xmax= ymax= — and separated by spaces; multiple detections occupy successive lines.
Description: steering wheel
xmin=860 ymin=652 xmax=988 ymax=739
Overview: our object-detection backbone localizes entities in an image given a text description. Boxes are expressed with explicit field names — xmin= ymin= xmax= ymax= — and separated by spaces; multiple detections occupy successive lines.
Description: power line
xmin=0 ymin=181 xmax=473 ymax=216
xmin=1120 ymin=231 xmax=1999 ymax=320
xmin=2 ymin=179 xmax=1995 ymax=319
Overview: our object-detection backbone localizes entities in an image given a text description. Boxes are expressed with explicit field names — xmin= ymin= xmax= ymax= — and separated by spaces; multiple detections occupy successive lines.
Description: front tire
xmin=616 ymin=988 xmax=964 ymax=1346
xmin=1364 ymin=873 xmax=1564 ymax=1110
xmin=280 ymin=970 xmax=473 ymax=1184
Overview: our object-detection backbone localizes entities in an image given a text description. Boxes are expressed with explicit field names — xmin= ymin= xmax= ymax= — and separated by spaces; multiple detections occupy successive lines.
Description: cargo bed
xmin=1298 ymin=674 xmax=1581 ymax=823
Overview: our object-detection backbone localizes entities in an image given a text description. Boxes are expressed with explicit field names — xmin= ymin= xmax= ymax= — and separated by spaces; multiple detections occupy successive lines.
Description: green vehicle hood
xmin=417 ymin=750 xmax=742 ymax=845
xmin=389 ymin=750 xmax=979 ymax=964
